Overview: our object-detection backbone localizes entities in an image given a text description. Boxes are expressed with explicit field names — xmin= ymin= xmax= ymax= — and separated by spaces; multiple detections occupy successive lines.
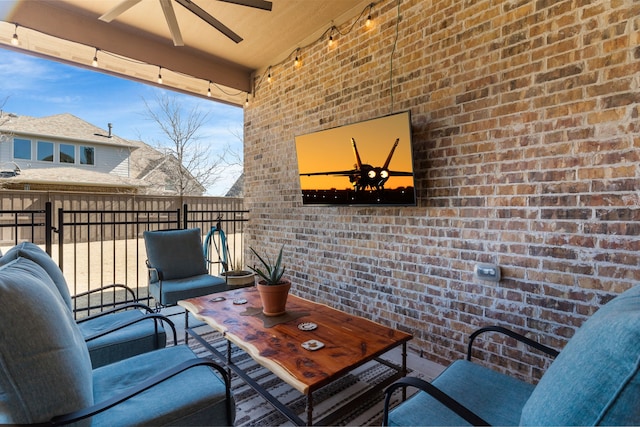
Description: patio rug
xmin=182 ymin=327 xmax=424 ymax=426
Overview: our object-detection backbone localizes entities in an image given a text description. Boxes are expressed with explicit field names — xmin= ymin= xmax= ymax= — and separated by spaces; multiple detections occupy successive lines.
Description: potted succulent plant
xmin=248 ymin=245 xmax=291 ymax=316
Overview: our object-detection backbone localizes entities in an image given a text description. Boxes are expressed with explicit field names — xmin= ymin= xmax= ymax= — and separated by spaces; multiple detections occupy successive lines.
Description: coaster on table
xmin=298 ymin=322 xmax=317 ymax=331
xmin=302 ymin=340 xmax=324 ymax=351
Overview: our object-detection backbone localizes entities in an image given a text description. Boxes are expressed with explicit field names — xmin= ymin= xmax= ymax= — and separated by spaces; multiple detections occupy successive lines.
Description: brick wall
xmin=244 ymin=0 xmax=640 ymax=380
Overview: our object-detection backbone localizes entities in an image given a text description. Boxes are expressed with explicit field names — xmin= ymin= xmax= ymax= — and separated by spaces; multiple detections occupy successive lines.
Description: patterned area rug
xmin=183 ymin=326 xmax=423 ymax=426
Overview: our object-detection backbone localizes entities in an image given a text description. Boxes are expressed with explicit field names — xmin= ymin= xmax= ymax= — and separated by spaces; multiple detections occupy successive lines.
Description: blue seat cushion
xmin=0 ymin=257 xmax=93 ymax=424
xmin=144 ymin=228 xmax=208 ymax=280
xmin=78 ymin=310 xmax=167 ymax=368
xmin=0 ymin=241 xmax=72 ymax=310
xmin=521 ymin=285 xmax=640 ymax=426
xmin=91 ymin=345 xmax=234 ymax=426
xmin=149 ymin=273 xmax=227 ymax=306
xmin=388 ymin=359 xmax=534 ymax=426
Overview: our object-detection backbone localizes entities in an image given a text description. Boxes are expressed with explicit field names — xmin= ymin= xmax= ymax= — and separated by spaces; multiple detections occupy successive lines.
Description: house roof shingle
xmin=0 ymin=166 xmax=146 ymax=188
xmin=0 ymin=113 xmax=137 ymax=148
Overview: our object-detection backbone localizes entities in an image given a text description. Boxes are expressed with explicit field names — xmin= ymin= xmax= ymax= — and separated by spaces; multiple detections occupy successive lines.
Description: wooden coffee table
xmin=178 ymin=287 xmax=412 ymax=426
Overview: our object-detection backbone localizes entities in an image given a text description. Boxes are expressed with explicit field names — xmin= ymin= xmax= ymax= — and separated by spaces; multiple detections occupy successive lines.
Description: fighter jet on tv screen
xmin=299 ymin=137 xmax=413 ymax=192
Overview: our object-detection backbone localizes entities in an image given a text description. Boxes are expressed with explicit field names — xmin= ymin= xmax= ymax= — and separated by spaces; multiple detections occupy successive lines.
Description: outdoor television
xmin=295 ymin=111 xmax=416 ymax=206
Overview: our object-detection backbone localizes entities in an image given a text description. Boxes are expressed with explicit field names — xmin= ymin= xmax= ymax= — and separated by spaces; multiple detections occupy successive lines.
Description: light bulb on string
xmin=11 ymin=24 xmax=18 ymax=46
xmin=92 ymin=48 xmax=99 ymax=67
xmin=294 ymin=49 xmax=300 ymax=68
xmin=365 ymin=4 xmax=373 ymax=28
xmin=267 ymin=67 xmax=272 ymax=83
xmin=157 ymin=66 xmax=163 ymax=84
xmin=245 ymin=94 xmax=249 ymax=107
xmin=207 ymin=81 xmax=212 ymax=97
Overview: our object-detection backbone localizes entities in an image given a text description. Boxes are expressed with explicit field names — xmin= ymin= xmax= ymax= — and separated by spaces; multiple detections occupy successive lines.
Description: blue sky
xmin=0 ymin=48 xmax=244 ymax=195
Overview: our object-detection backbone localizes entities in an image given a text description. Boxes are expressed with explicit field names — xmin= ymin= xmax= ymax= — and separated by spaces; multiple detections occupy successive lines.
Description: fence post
xmin=182 ymin=204 xmax=188 ymax=229
xmin=45 ymin=202 xmax=52 ymax=256
xmin=57 ymin=208 xmax=64 ymax=271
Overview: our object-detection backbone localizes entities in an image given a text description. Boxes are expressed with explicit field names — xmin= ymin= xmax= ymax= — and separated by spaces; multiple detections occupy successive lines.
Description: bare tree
xmin=0 ymin=96 xmax=21 ymax=187
xmin=0 ymin=96 xmax=10 ymax=127
xmin=141 ymin=93 xmax=237 ymax=197
xmin=0 ymin=96 xmax=16 ymax=147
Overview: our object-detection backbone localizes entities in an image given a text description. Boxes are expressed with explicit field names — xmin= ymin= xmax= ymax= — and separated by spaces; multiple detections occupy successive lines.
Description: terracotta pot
xmin=256 ymin=278 xmax=291 ymax=316
xmin=220 ymin=270 xmax=255 ymax=288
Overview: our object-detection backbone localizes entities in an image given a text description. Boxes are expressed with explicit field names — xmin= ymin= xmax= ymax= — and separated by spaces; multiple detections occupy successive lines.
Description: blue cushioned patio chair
xmin=143 ymin=228 xmax=228 ymax=308
xmin=383 ymin=284 xmax=640 ymax=426
xmin=0 ymin=256 xmax=234 ymax=426
xmin=0 ymin=242 xmax=175 ymax=368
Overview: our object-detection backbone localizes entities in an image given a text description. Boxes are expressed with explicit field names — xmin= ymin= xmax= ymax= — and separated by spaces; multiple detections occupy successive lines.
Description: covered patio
xmin=1 ymin=0 xmax=640 ymax=425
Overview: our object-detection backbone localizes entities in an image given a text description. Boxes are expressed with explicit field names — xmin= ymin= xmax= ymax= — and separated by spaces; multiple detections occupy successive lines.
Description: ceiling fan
xmin=99 ymin=0 xmax=273 ymax=46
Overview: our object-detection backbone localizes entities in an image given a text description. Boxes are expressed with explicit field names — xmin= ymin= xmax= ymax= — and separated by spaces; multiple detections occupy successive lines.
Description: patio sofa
xmin=0 ymin=242 xmax=173 ymax=367
xmin=0 ymin=255 xmax=234 ymax=425
xmin=383 ymin=284 xmax=640 ymax=426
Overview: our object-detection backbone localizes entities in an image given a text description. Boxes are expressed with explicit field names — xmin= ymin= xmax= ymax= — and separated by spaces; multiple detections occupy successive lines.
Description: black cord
xmin=390 ymin=0 xmax=401 ymax=114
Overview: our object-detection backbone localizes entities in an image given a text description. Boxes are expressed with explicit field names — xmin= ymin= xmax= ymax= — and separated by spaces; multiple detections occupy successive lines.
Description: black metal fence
xmin=0 ymin=201 xmax=249 ymax=316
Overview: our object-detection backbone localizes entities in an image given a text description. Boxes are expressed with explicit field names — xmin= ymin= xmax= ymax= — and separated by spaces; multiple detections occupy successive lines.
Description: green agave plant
xmin=248 ymin=245 xmax=286 ymax=285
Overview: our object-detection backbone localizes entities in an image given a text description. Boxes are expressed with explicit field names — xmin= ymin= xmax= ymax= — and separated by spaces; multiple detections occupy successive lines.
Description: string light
xmin=2 ymin=1 xmax=377 ymax=105
xmin=92 ymin=48 xmax=99 ymax=67
xmin=6 ymin=1 xmax=375 ymax=104
xmin=254 ymin=2 xmax=377 ymax=97
xmin=1 ymin=22 xmax=246 ymax=104
xmin=11 ymin=23 xmax=18 ymax=46
xmin=245 ymin=94 xmax=249 ymax=107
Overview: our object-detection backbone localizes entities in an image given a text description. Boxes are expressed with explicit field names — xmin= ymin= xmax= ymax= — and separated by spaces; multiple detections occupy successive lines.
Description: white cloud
xmin=0 ymin=51 xmax=50 ymax=92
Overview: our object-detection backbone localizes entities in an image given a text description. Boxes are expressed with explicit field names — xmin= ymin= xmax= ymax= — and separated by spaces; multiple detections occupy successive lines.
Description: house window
xmin=37 ymin=141 xmax=54 ymax=162
xmin=13 ymin=138 xmax=31 ymax=160
xmin=80 ymin=146 xmax=94 ymax=165
xmin=59 ymin=144 xmax=75 ymax=164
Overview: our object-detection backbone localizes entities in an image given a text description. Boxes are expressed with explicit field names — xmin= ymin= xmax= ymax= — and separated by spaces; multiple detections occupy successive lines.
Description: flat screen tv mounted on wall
xmin=295 ymin=111 xmax=416 ymax=206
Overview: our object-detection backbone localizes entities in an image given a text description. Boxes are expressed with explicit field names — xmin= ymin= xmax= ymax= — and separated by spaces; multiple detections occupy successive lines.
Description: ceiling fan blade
xmin=217 ymin=0 xmax=273 ymax=11
xmin=175 ymin=0 xmax=244 ymax=43
xmin=99 ymin=0 xmax=142 ymax=22
xmin=159 ymin=0 xmax=184 ymax=46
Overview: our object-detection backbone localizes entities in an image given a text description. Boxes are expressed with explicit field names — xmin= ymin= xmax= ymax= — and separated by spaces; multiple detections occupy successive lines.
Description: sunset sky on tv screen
xmin=296 ymin=112 xmax=414 ymax=191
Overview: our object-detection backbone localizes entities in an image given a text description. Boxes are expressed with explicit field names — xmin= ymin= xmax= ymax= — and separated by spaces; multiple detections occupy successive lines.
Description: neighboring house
xmin=0 ymin=112 xmax=203 ymax=195
xmin=128 ymin=139 xmax=206 ymax=196
xmin=225 ymin=173 xmax=243 ymax=197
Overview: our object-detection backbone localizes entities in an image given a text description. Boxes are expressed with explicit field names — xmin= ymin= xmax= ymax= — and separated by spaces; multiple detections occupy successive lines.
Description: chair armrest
xmin=383 ymin=376 xmax=490 ymax=426
xmin=467 ymin=326 xmax=559 ymax=361
xmin=49 ymin=357 xmax=232 ymax=426
xmin=145 ymin=261 xmax=164 ymax=282
xmin=72 ymin=284 xmax=140 ymax=315
xmin=83 ymin=313 xmax=177 ymax=345
xmin=72 ymin=284 xmax=137 ymax=303
xmin=76 ymin=302 xmax=154 ymax=323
